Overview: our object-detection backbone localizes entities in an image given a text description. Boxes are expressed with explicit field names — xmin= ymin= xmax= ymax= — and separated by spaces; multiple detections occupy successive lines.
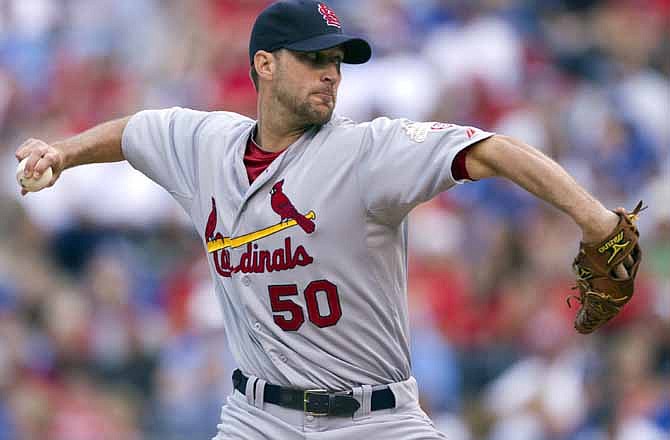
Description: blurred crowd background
xmin=0 ymin=0 xmax=668 ymax=439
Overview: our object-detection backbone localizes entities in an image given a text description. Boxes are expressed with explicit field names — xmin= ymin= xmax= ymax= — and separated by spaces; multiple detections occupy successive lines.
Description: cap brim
xmin=284 ymin=34 xmax=372 ymax=64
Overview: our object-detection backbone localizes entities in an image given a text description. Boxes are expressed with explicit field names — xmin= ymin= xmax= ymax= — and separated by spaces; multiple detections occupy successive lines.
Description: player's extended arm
xmin=14 ymin=117 xmax=130 ymax=195
xmin=465 ymin=135 xmax=619 ymax=244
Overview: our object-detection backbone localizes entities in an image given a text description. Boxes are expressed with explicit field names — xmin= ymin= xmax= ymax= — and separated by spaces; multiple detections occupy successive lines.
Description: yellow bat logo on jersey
xmin=206 ymin=211 xmax=316 ymax=253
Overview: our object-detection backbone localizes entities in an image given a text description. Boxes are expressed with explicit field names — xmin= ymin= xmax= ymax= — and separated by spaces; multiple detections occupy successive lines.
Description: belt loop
xmin=362 ymin=385 xmax=373 ymax=415
xmin=352 ymin=386 xmax=365 ymax=420
xmin=354 ymin=384 xmax=372 ymax=419
xmin=245 ymin=375 xmax=258 ymax=406
xmin=253 ymin=378 xmax=266 ymax=409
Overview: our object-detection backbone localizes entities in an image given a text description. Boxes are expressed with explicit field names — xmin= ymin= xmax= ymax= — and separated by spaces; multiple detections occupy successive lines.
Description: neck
xmin=255 ymin=93 xmax=311 ymax=153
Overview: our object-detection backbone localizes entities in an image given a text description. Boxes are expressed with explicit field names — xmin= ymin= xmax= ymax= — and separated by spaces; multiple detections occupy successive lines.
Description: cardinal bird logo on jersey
xmin=204 ymin=180 xmax=316 ymax=278
xmin=270 ymin=180 xmax=315 ymax=234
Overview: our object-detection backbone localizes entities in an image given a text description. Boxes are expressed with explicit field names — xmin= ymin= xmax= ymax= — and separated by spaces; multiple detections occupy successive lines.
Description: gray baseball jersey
xmin=122 ymin=107 xmax=493 ymax=391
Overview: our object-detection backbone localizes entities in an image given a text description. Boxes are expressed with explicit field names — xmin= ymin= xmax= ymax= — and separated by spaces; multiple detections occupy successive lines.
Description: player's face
xmin=272 ymin=47 xmax=344 ymax=126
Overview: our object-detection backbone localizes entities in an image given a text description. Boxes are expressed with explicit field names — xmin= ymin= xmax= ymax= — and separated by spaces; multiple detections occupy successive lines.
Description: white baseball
xmin=16 ymin=157 xmax=53 ymax=192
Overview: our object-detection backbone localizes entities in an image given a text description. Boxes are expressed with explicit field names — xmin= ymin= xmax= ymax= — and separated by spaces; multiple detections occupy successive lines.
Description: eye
xmin=298 ymin=51 xmax=342 ymax=69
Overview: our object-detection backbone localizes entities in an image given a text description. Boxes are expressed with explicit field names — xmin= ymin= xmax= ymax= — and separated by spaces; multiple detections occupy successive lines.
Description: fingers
xmin=16 ymin=139 xmax=49 ymax=178
xmin=33 ymin=151 xmax=59 ymax=178
xmin=15 ymin=139 xmax=33 ymax=161
xmin=614 ymin=263 xmax=629 ymax=279
xmin=625 ymin=255 xmax=634 ymax=267
xmin=23 ymin=147 xmax=48 ymax=179
xmin=15 ymin=138 xmax=43 ymax=161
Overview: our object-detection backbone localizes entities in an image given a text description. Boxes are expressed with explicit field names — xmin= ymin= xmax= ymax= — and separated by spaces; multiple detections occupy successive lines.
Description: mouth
xmin=312 ymin=92 xmax=334 ymax=105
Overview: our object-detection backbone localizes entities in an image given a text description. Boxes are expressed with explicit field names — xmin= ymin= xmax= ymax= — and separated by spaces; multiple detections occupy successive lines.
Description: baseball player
xmin=14 ymin=1 xmax=642 ymax=439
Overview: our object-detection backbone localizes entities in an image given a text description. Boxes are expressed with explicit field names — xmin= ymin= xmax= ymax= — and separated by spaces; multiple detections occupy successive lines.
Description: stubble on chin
xmin=274 ymin=84 xmax=333 ymax=127
xmin=296 ymin=100 xmax=333 ymax=126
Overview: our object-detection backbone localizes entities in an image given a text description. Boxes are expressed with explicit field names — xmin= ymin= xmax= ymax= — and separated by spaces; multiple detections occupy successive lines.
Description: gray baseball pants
xmin=211 ymin=376 xmax=448 ymax=439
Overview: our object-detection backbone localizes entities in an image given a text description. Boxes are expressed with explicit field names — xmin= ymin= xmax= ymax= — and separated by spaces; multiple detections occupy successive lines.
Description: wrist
xmin=580 ymin=208 xmax=619 ymax=244
xmin=51 ymin=141 xmax=70 ymax=170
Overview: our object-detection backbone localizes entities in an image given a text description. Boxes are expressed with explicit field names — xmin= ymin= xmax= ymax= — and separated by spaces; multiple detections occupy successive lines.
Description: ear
xmin=254 ymin=50 xmax=276 ymax=82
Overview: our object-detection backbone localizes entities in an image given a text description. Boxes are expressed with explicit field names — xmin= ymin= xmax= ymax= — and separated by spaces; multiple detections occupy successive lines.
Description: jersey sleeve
xmin=357 ymin=118 xmax=494 ymax=224
xmin=122 ymin=107 xmax=210 ymax=209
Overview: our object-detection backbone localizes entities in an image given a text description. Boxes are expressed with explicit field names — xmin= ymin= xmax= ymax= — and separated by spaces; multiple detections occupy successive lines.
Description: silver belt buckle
xmin=304 ymin=389 xmax=329 ymax=416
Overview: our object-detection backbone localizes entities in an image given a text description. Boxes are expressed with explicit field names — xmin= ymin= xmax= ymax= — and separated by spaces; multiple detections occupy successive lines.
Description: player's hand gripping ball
xmin=16 ymin=157 xmax=53 ymax=192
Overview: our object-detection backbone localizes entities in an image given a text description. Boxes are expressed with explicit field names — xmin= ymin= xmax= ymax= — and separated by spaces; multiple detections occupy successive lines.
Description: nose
xmin=321 ymin=63 xmax=340 ymax=85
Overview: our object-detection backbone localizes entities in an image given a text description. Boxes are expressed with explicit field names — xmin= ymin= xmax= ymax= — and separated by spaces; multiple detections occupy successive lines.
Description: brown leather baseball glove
xmin=568 ymin=201 xmax=646 ymax=334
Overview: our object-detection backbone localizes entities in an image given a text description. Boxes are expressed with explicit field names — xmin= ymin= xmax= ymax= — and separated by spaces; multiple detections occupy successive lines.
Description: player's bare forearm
xmin=51 ymin=117 xmax=129 ymax=169
xmin=14 ymin=116 xmax=130 ymax=194
xmin=465 ymin=135 xmax=619 ymax=243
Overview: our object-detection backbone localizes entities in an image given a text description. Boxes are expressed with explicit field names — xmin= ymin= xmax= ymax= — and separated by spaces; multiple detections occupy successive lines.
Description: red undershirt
xmin=244 ymin=135 xmax=284 ymax=183
xmin=243 ymin=134 xmax=474 ymax=185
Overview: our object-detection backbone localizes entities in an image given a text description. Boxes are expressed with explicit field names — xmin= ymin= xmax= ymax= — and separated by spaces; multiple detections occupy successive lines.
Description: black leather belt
xmin=232 ymin=369 xmax=396 ymax=417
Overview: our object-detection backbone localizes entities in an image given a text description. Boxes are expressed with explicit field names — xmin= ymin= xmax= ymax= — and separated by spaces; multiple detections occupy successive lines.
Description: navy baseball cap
xmin=249 ymin=0 xmax=372 ymax=65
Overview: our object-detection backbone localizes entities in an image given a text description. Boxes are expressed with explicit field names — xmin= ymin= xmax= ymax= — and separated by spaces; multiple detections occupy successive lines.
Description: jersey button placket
xmin=241 ymin=275 xmax=251 ymax=286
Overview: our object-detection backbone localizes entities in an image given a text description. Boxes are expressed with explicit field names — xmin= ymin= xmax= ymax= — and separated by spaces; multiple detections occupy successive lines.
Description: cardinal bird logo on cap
xmin=318 ymin=3 xmax=341 ymax=28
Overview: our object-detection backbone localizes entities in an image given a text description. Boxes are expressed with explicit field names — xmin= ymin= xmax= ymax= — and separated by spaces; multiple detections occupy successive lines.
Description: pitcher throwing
xmin=14 ymin=1 xmax=643 ymax=438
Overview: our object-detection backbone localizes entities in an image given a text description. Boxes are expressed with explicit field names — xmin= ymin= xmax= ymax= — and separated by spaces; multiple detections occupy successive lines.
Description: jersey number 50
xmin=268 ymin=280 xmax=342 ymax=331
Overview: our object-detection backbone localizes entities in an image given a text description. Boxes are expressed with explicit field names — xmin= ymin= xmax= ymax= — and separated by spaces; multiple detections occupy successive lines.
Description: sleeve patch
xmin=401 ymin=121 xmax=453 ymax=143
